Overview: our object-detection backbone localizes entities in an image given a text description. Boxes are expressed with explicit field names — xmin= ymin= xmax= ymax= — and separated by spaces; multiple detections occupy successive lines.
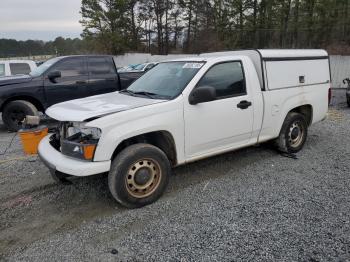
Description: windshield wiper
xmin=120 ymin=90 xmax=170 ymax=100
xmin=133 ymin=91 xmax=159 ymax=99
xmin=119 ymin=89 xmax=136 ymax=96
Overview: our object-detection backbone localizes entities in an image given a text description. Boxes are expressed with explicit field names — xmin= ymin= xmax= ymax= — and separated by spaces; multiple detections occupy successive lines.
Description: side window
xmin=197 ymin=61 xmax=246 ymax=99
xmin=0 ymin=64 xmax=5 ymax=76
xmin=88 ymin=57 xmax=114 ymax=75
xmin=51 ymin=58 xmax=86 ymax=77
xmin=9 ymin=63 xmax=31 ymax=75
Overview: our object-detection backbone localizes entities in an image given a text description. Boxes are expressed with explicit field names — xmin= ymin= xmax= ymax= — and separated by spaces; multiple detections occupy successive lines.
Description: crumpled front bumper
xmin=38 ymin=135 xmax=111 ymax=177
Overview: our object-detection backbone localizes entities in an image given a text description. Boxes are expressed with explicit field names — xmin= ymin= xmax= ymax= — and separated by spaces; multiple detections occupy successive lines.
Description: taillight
xmin=328 ymin=88 xmax=332 ymax=105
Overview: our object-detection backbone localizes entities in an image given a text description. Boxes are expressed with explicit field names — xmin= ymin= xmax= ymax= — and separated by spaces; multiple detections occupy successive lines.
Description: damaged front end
xmin=49 ymin=122 xmax=101 ymax=161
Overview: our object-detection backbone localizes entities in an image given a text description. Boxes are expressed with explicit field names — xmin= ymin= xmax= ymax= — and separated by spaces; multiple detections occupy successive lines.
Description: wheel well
xmin=0 ymin=96 xmax=44 ymax=112
xmin=289 ymin=104 xmax=313 ymax=126
xmin=112 ymin=131 xmax=177 ymax=166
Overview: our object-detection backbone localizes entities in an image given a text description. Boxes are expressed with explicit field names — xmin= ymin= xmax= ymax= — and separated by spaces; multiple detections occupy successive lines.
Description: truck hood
xmin=46 ymin=92 xmax=166 ymax=122
xmin=0 ymin=75 xmax=32 ymax=86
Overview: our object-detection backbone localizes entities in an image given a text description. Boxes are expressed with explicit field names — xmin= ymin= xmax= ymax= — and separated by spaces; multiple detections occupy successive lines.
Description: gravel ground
xmin=0 ymin=89 xmax=350 ymax=261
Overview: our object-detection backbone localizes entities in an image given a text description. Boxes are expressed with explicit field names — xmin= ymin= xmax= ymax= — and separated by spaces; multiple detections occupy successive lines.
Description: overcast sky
xmin=0 ymin=0 xmax=83 ymax=41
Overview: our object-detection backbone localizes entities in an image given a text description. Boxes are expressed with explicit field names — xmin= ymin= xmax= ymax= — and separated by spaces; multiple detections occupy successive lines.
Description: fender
xmin=0 ymin=93 xmax=45 ymax=112
xmin=258 ymin=83 xmax=328 ymax=142
xmin=87 ymin=97 xmax=186 ymax=164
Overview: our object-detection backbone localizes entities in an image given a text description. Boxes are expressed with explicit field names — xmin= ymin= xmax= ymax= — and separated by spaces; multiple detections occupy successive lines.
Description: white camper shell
xmin=201 ymin=49 xmax=330 ymax=91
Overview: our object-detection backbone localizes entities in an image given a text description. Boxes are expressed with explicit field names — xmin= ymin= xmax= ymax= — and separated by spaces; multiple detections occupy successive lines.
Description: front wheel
xmin=275 ymin=112 xmax=308 ymax=153
xmin=108 ymin=143 xmax=171 ymax=208
xmin=2 ymin=100 xmax=38 ymax=131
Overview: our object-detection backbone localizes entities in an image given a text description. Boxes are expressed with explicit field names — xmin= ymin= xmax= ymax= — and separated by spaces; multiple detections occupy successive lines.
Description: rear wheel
xmin=275 ymin=112 xmax=308 ymax=153
xmin=2 ymin=100 xmax=38 ymax=131
xmin=108 ymin=143 xmax=171 ymax=208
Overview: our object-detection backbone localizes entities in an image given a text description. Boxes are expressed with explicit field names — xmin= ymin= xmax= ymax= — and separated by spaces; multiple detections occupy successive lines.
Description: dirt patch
xmin=0 ymin=176 xmax=118 ymax=256
xmin=328 ymin=109 xmax=345 ymax=121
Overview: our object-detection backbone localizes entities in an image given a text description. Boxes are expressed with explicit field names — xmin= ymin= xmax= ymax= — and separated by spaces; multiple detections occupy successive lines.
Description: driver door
xmin=44 ymin=57 xmax=88 ymax=106
xmin=184 ymin=61 xmax=254 ymax=158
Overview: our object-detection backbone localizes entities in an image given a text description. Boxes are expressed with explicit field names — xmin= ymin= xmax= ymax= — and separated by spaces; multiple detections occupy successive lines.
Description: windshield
xmin=29 ymin=57 xmax=60 ymax=77
xmin=125 ymin=61 xmax=204 ymax=99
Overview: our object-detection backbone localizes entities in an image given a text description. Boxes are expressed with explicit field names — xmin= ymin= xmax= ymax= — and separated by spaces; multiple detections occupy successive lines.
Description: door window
xmin=51 ymin=58 xmax=86 ymax=77
xmin=0 ymin=64 xmax=5 ymax=76
xmin=88 ymin=57 xmax=114 ymax=75
xmin=9 ymin=63 xmax=31 ymax=75
xmin=197 ymin=61 xmax=246 ymax=99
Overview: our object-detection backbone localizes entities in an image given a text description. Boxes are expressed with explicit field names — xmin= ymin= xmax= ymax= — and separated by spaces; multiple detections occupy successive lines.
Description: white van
xmin=39 ymin=49 xmax=330 ymax=208
xmin=0 ymin=60 xmax=37 ymax=77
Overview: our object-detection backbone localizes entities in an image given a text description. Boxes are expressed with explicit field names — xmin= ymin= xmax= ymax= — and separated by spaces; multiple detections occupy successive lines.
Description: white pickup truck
xmin=38 ymin=49 xmax=331 ymax=208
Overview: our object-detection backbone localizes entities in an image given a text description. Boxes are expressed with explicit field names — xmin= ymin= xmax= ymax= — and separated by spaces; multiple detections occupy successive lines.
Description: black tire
xmin=108 ymin=143 xmax=171 ymax=208
xmin=50 ymin=170 xmax=72 ymax=185
xmin=347 ymin=97 xmax=350 ymax=107
xmin=275 ymin=112 xmax=308 ymax=153
xmin=2 ymin=100 xmax=38 ymax=131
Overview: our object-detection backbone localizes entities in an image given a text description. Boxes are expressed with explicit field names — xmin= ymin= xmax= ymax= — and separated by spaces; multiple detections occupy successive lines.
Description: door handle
xmin=237 ymin=100 xmax=252 ymax=109
xmin=76 ymin=80 xmax=87 ymax=84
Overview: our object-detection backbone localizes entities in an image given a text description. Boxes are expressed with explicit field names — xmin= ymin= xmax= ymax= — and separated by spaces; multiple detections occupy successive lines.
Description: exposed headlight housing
xmin=66 ymin=122 xmax=102 ymax=139
xmin=60 ymin=122 xmax=101 ymax=161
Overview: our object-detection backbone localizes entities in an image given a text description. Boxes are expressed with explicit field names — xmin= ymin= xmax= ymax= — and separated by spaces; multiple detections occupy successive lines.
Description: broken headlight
xmin=61 ymin=122 xmax=101 ymax=161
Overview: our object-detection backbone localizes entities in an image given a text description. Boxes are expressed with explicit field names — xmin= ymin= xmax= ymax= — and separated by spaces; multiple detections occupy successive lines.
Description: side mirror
xmin=189 ymin=86 xmax=216 ymax=105
xmin=47 ymin=71 xmax=61 ymax=81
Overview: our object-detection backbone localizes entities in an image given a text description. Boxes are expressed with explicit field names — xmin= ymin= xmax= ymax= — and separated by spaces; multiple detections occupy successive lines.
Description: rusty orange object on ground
xmin=19 ymin=126 xmax=48 ymax=155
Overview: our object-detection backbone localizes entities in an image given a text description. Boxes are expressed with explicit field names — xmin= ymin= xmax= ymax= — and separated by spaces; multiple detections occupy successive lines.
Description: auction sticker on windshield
xmin=183 ymin=63 xmax=204 ymax=69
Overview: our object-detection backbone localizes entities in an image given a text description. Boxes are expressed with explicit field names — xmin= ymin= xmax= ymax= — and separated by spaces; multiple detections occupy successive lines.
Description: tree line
xmin=1 ymin=0 xmax=350 ymax=58
xmin=0 ymin=37 xmax=88 ymax=58
xmin=81 ymin=0 xmax=350 ymax=55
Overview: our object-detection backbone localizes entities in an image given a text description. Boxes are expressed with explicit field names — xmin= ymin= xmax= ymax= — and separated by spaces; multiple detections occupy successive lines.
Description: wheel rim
xmin=288 ymin=121 xmax=304 ymax=148
xmin=125 ymin=158 xmax=162 ymax=198
xmin=9 ymin=109 xmax=26 ymax=127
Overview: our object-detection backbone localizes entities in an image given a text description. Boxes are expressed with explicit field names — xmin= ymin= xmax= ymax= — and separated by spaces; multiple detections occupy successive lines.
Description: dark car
xmin=344 ymin=78 xmax=350 ymax=107
xmin=116 ymin=63 xmax=159 ymax=89
xmin=0 ymin=55 xmax=141 ymax=131
xmin=118 ymin=70 xmax=145 ymax=87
